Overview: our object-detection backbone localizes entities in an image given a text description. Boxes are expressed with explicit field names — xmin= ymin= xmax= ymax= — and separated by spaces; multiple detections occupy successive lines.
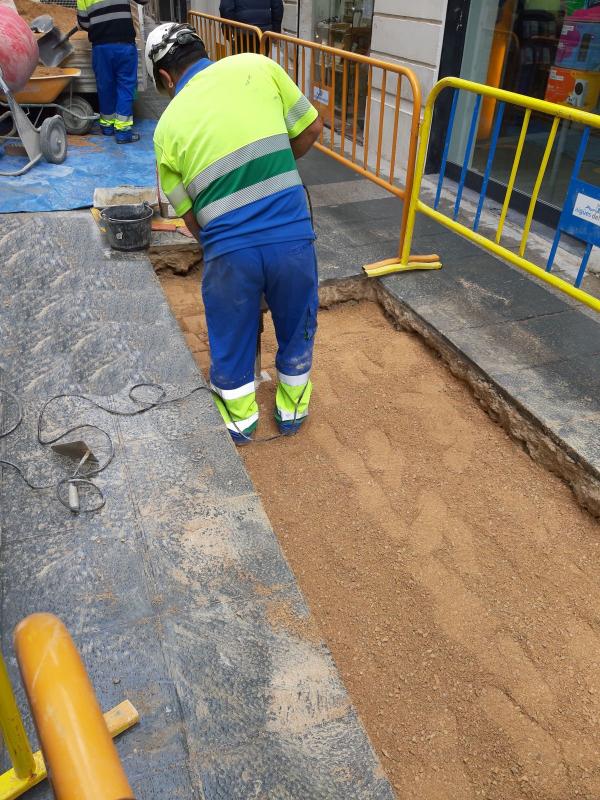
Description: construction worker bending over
xmin=77 ymin=0 xmax=145 ymax=142
xmin=146 ymin=24 xmax=323 ymax=443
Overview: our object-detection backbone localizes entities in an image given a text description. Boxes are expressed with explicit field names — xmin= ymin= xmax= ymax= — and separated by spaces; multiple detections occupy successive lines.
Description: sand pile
xmin=15 ymin=0 xmax=86 ymax=36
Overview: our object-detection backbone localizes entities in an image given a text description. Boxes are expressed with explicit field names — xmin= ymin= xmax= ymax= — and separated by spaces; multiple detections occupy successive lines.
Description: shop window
xmin=448 ymin=0 xmax=600 ymax=210
xmin=311 ymin=0 xmax=374 ymax=137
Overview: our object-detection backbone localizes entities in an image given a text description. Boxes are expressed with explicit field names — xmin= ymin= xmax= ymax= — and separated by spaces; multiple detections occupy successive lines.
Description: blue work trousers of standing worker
xmin=92 ymin=43 xmax=137 ymax=141
xmin=202 ymin=239 xmax=319 ymax=443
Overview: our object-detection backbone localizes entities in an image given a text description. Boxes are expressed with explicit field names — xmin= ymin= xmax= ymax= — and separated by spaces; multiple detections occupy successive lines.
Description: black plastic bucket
xmin=100 ymin=202 xmax=153 ymax=251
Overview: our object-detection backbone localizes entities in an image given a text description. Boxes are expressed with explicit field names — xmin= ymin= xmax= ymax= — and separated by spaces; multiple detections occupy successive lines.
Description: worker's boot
xmin=275 ymin=413 xmax=307 ymax=436
xmin=99 ymin=124 xmax=115 ymax=136
xmin=115 ymin=130 xmax=140 ymax=144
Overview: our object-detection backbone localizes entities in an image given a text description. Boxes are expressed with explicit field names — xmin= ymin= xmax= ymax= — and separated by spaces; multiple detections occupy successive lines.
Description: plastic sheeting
xmin=0 ymin=119 xmax=157 ymax=213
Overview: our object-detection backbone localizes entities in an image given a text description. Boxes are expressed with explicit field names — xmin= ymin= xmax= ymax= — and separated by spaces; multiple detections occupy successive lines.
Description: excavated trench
xmin=157 ymin=264 xmax=600 ymax=799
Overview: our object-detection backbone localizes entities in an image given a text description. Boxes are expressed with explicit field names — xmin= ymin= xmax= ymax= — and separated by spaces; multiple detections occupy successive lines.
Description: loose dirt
xmin=160 ymin=268 xmax=600 ymax=799
xmin=31 ymin=65 xmax=70 ymax=77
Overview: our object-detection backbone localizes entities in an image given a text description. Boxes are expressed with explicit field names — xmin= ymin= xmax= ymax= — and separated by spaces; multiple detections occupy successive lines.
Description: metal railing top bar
xmin=188 ymin=11 xmax=263 ymax=60
xmin=261 ymin=30 xmax=422 ymax=95
xmin=188 ymin=10 xmax=263 ymax=38
xmin=429 ymin=76 xmax=600 ymax=128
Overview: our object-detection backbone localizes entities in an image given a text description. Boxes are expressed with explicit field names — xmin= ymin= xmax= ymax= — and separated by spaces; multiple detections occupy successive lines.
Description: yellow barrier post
xmin=400 ymin=76 xmax=600 ymax=313
xmin=0 ymin=654 xmax=45 ymax=800
xmin=14 ymin=613 xmax=139 ymax=800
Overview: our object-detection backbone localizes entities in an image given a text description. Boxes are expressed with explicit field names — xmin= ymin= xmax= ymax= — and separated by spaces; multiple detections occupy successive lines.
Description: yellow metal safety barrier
xmin=0 ymin=613 xmax=139 ymax=800
xmin=188 ymin=11 xmax=262 ymax=61
xmin=400 ymin=76 xmax=600 ymax=313
xmin=260 ymin=31 xmax=439 ymax=275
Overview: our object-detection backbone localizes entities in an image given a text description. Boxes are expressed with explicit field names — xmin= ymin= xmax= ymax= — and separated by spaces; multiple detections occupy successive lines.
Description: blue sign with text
xmin=560 ymin=179 xmax=600 ymax=248
xmin=547 ymin=178 xmax=600 ymax=287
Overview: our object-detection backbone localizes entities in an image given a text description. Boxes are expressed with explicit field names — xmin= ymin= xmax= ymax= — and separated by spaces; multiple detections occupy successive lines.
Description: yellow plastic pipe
xmin=14 ymin=614 xmax=135 ymax=800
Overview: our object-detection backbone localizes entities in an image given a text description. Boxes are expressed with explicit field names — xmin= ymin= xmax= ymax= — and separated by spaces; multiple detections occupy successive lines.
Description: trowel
xmin=51 ymin=440 xmax=98 ymax=512
xmin=38 ymin=24 xmax=79 ymax=68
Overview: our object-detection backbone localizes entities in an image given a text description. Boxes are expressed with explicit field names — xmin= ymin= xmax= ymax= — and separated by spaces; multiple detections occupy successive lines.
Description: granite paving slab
xmin=0 ymin=211 xmax=394 ymax=799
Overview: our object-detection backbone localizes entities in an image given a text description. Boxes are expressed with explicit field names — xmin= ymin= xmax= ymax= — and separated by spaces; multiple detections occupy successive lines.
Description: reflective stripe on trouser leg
xmin=99 ymin=113 xmax=115 ymax=127
xmin=275 ymin=372 xmax=312 ymax=426
xmin=114 ymin=114 xmax=133 ymax=131
xmin=211 ymin=382 xmax=258 ymax=441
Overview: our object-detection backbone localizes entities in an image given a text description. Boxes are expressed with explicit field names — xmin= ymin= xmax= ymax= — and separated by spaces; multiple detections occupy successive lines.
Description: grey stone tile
xmin=298 ymin=150 xmax=365 ymax=186
xmin=113 ymin=381 xmax=222 ymax=443
xmin=446 ymin=310 xmax=600 ymax=373
xmin=317 ymin=240 xmax=398 ymax=282
xmin=382 ymin=262 xmax=569 ymax=333
xmin=1 ymin=519 xmax=153 ymax=636
xmin=197 ymin=727 xmax=395 ymax=800
xmin=556 ymin=415 xmax=600 ymax=472
xmin=141 ymin=494 xmax=297 ymax=615
xmin=160 ymin=601 xmax=351 ymax=758
xmin=319 ymin=195 xmax=403 ymax=223
xmin=494 ymin=354 xmax=600 ymax=428
xmin=1 ymin=616 xmax=183 ymax=765
xmin=120 ymin=427 xmax=255 ymax=524
xmin=0 ymin=451 xmax=137 ymax=543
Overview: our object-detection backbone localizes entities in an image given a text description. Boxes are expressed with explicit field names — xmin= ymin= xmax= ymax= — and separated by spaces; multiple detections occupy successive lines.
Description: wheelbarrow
xmin=0 ymin=64 xmax=68 ymax=177
xmin=2 ymin=66 xmax=98 ymax=136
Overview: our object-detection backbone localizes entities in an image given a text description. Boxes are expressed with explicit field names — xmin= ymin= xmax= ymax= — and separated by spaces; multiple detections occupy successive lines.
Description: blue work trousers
xmin=92 ymin=43 xmax=137 ymax=131
xmin=202 ymin=239 xmax=319 ymax=429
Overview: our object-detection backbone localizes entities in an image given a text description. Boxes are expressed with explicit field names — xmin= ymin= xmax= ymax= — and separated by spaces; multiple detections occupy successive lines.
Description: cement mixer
xmin=0 ymin=4 xmax=39 ymax=92
xmin=0 ymin=4 xmax=68 ymax=176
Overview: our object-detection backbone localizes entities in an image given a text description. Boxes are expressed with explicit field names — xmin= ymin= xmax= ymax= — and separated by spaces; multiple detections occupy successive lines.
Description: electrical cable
xmin=0 ymin=383 xmax=212 ymax=513
xmin=0 ymin=380 xmax=306 ymax=512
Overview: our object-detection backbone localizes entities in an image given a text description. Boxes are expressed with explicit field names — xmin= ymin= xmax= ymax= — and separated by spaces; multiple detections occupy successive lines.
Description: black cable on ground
xmin=0 ymin=379 xmax=305 ymax=513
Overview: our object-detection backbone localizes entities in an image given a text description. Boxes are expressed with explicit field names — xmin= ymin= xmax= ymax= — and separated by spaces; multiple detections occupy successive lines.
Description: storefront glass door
xmin=310 ymin=0 xmax=374 ymax=138
xmin=446 ymin=0 xmax=600 ymax=211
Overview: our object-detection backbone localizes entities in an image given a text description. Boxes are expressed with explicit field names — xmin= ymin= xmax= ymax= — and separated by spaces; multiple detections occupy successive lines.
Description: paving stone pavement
xmin=0 ymin=210 xmax=394 ymax=799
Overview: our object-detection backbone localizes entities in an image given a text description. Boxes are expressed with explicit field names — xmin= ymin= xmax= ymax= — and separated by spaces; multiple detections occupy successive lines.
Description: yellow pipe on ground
xmin=14 ymin=613 xmax=135 ymax=800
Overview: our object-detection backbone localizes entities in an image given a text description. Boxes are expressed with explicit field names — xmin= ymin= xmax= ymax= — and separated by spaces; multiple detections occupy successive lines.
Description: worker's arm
xmin=290 ymin=116 xmax=323 ymax=160
xmin=154 ymin=139 xmax=201 ymax=243
xmin=182 ymin=209 xmax=201 ymax=241
xmin=270 ymin=59 xmax=321 ymax=157
xmin=270 ymin=0 xmax=284 ymax=32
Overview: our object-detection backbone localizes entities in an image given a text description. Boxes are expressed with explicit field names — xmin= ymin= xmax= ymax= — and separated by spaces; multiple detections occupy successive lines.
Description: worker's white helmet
xmin=145 ymin=22 xmax=202 ymax=90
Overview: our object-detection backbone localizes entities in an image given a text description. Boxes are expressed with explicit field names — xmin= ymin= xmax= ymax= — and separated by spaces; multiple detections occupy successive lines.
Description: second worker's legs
xmin=91 ymin=44 xmax=116 ymax=135
xmin=113 ymin=43 xmax=138 ymax=143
